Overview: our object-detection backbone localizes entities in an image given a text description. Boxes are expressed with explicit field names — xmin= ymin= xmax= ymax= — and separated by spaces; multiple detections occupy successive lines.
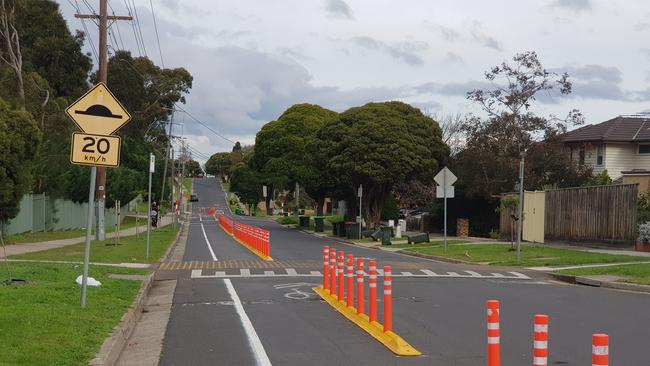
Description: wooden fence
xmin=545 ymin=184 xmax=638 ymax=243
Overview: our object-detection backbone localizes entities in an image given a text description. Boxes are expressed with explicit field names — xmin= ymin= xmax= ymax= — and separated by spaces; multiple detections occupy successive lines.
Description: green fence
xmin=1 ymin=193 xmax=138 ymax=236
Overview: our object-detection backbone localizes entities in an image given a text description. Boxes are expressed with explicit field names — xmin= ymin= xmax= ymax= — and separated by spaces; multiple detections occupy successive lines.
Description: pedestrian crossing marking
xmin=189 ymin=268 xmax=531 ymax=280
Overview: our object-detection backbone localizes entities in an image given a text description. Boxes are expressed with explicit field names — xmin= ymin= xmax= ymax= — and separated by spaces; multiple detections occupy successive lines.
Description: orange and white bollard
xmin=592 ymin=334 xmax=609 ymax=366
xmin=369 ymin=260 xmax=377 ymax=322
xmin=346 ymin=254 xmax=354 ymax=308
xmin=487 ymin=300 xmax=500 ymax=366
xmin=383 ymin=265 xmax=392 ymax=332
xmin=323 ymin=246 xmax=329 ymax=292
xmin=337 ymin=251 xmax=345 ymax=302
xmin=330 ymin=248 xmax=337 ymax=298
xmin=533 ymin=314 xmax=548 ymax=366
xmin=356 ymin=258 xmax=364 ymax=315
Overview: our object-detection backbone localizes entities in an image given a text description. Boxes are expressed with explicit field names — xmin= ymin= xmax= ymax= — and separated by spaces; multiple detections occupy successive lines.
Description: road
xmin=159 ymin=177 xmax=650 ymax=365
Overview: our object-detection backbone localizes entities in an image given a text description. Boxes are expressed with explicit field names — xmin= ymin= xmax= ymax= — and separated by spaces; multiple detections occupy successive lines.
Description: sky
xmin=56 ymin=0 xmax=650 ymax=164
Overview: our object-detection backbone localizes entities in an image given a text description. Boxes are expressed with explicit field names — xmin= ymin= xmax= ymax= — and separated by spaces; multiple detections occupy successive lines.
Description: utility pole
xmin=516 ymin=151 xmax=525 ymax=264
xmin=171 ymin=147 xmax=176 ymax=227
xmin=75 ymin=2 xmax=131 ymax=242
xmin=160 ymin=112 xmax=175 ymax=209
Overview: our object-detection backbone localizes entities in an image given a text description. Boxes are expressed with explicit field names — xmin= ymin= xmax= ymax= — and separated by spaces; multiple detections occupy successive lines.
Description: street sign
xmin=434 ymin=167 xmax=457 ymax=186
xmin=263 ymin=185 xmax=268 ymax=198
xmin=149 ymin=153 xmax=155 ymax=173
xmin=65 ymin=82 xmax=131 ymax=136
xmin=436 ymin=185 xmax=455 ymax=198
xmin=70 ymin=132 xmax=121 ymax=167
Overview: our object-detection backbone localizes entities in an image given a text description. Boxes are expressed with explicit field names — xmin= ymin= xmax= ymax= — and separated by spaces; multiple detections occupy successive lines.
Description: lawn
xmin=385 ymin=239 xmax=467 ymax=248
xmin=407 ymin=243 xmax=650 ymax=267
xmin=11 ymin=224 xmax=180 ymax=264
xmin=559 ymin=263 xmax=650 ymax=286
xmin=3 ymin=216 xmax=142 ymax=245
xmin=0 ymin=263 xmax=147 ymax=365
xmin=183 ymin=177 xmax=192 ymax=194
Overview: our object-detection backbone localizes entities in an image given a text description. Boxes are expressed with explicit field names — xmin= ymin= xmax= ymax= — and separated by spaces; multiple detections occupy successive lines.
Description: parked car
xmin=399 ymin=208 xmax=424 ymax=219
xmin=190 ymin=193 xmax=198 ymax=202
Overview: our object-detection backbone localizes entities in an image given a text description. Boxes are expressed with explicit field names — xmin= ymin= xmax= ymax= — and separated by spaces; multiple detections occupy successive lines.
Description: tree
xmin=229 ymin=164 xmax=262 ymax=213
xmin=393 ymin=179 xmax=437 ymax=209
xmin=205 ymin=152 xmax=233 ymax=180
xmin=457 ymin=51 xmax=587 ymax=198
xmin=318 ymin=101 xmax=448 ymax=227
xmin=185 ymin=159 xmax=203 ymax=177
xmin=0 ymin=97 xmax=41 ymax=221
xmin=251 ymin=103 xmax=338 ymax=214
xmin=0 ymin=0 xmax=24 ymax=108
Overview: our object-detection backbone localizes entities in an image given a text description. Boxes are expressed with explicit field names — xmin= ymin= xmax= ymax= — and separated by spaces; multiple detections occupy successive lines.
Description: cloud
xmin=552 ymin=64 xmax=650 ymax=102
xmin=438 ymin=25 xmax=461 ymax=41
xmin=444 ymin=52 xmax=464 ymax=64
xmin=469 ymin=21 xmax=503 ymax=51
xmin=551 ymin=0 xmax=592 ymax=12
xmin=348 ymin=36 xmax=427 ymax=66
xmin=325 ymin=0 xmax=354 ymax=19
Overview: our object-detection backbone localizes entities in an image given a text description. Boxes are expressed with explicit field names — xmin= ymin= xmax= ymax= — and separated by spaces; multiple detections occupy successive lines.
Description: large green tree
xmin=251 ymin=103 xmax=337 ymax=213
xmin=229 ymin=164 xmax=262 ymax=213
xmin=205 ymin=152 xmax=233 ymax=180
xmin=0 ymin=98 xmax=41 ymax=221
xmin=318 ymin=101 xmax=448 ymax=226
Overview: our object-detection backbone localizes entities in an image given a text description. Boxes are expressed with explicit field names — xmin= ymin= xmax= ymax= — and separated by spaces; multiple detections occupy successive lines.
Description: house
xmin=562 ymin=115 xmax=650 ymax=189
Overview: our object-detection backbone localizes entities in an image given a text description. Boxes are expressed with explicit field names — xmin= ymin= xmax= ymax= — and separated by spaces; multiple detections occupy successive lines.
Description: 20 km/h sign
xmin=70 ymin=132 xmax=121 ymax=167
xmin=65 ymin=82 xmax=131 ymax=136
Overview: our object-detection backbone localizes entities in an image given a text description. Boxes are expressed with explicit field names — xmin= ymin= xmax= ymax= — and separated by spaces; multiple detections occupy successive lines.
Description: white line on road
xmin=200 ymin=222 xmax=218 ymax=261
xmin=224 ymin=278 xmax=272 ymax=366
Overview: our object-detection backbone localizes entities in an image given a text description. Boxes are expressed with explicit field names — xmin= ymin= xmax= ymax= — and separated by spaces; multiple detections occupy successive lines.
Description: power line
xmin=108 ymin=0 xmax=125 ymax=50
xmin=130 ymin=0 xmax=148 ymax=57
xmin=116 ymin=57 xmax=235 ymax=145
xmin=123 ymin=0 xmax=142 ymax=56
xmin=149 ymin=0 xmax=165 ymax=67
xmin=71 ymin=0 xmax=99 ymax=64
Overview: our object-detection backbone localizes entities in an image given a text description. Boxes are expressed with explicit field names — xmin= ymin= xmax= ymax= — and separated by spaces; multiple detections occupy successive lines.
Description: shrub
xmin=489 ymin=228 xmax=499 ymax=239
xmin=639 ymin=222 xmax=650 ymax=242
xmin=276 ymin=216 xmax=299 ymax=225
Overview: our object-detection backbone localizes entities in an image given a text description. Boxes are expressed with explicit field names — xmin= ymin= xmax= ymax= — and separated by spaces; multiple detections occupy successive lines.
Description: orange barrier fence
xmin=592 ymin=334 xmax=609 ymax=366
xmin=234 ymin=221 xmax=270 ymax=258
xmin=533 ymin=314 xmax=548 ymax=366
xmin=219 ymin=214 xmax=233 ymax=235
xmin=216 ymin=213 xmax=271 ymax=260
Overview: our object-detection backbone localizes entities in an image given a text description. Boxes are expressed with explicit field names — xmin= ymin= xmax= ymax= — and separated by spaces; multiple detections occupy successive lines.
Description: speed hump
xmin=70 ymin=132 xmax=121 ymax=167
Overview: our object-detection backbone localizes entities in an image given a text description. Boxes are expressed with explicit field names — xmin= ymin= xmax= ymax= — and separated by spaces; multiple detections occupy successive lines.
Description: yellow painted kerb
xmin=313 ymin=287 xmax=421 ymax=356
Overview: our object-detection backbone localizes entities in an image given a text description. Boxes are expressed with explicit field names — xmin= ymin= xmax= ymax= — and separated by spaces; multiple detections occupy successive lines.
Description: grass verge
xmin=11 ymin=224 xmax=180 ymax=264
xmin=559 ymin=263 xmax=650 ymax=286
xmin=4 ymin=216 xmax=142 ymax=245
xmin=0 ymin=263 xmax=147 ymax=365
xmin=384 ymin=240 xmax=467 ymax=248
xmin=406 ymin=243 xmax=649 ymax=267
xmin=183 ymin=177 xmax=192 ymax=194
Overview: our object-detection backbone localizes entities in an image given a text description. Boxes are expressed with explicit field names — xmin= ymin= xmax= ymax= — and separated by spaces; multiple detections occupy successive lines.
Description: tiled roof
xmin=562 ymin=116 xmax=650 ymax=143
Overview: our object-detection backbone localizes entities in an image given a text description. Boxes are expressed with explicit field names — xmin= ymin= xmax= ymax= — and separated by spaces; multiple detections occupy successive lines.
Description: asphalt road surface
xmin=159 ymin=177 xmax=650 ymax=365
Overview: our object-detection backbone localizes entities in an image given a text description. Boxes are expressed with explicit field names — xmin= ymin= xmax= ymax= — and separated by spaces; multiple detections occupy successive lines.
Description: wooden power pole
xmin=75 ymin=1 xmax=131 ymax=240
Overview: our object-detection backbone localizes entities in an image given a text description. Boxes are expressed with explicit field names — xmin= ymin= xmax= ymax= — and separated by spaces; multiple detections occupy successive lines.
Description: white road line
xmin=224 ymin=278 xmax=272 ymax=366
xmin=200 ymin=223 xmax=218 ymax=261
xmin=264 ymin=271 xmax=275 ymax=276
xmin=465 ymin=270 xmax=482 ymax=277
xmin=508 ymin=271 xmax=531 ymax=279
xmin=285 ymin=268 xmax=298 ymax=276
xmin=420 ymin=269 xmax=437 ymax=276
xmin=240 ymin=269 xmax=251 ymax=276
xmin=199 ymin=215 xmax=202 ymax=222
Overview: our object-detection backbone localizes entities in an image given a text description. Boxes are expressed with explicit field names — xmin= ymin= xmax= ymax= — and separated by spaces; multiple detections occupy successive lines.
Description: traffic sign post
xmin=147 ymin=153 xmax=155 ymax=260
xmin=435 ymin=167 xmax=457 ymax=251
xmin=66 ymin=82 xmax=131 ymax=308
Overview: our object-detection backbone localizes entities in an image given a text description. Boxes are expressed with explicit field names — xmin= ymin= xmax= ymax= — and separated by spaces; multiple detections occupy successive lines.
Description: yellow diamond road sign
xmin=65 ymin=82 xmax=131 ymax=135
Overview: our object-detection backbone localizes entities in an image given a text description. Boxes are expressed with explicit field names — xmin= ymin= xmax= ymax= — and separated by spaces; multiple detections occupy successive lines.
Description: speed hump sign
xmin=70 ymin=132 xmax=121 ymax=167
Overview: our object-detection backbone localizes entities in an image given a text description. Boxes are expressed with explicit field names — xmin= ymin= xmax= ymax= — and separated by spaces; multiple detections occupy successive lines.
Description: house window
xmin=579 ymin=146 xmax=586 ymax=165
xmin=596 ymin=145 xmax=604 ymax=166
xmin=640 ymin=144 xmax=650 ymax=154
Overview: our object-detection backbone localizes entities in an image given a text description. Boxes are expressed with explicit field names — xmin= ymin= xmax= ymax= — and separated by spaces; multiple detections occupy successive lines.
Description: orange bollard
xmin=369 ymin=261 xmax=377 ymax=322
xmin=592 ymin=334 xmax=609 ymax=366
xmin=323 ymin=246 xmax=329 ymax=292
xmin=487 ymin=300 xmax=500 ymax=366
xmin=383 ymin=265 xmax=392 ymax=332
xmin=330 ymin=248 xmax=337 ymax=298
xmin=337 ymin=251 xmax=345 ymax=302
xmin=346 ymin=254 xmax=354 ymax=308
xmin=356 ymin=258 xmax=364 ymax=315
xmin=533 ymin=315 xmax=548 ymax=366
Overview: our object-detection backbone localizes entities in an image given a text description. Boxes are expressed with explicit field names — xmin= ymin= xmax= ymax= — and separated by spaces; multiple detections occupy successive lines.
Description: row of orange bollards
xmin=485 ymin=300 xmax=609 ymax=366
xmin=323 ymin=246 xmax=393 ymax=332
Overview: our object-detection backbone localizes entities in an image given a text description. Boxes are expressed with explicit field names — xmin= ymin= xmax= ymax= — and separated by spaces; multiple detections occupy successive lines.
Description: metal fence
xmin=1 ymin=193 xmax=137 ymax=237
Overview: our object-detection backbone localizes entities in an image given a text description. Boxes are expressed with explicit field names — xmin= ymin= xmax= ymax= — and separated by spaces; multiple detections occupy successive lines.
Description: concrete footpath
xmin=0 ymin=215 xmax=172 ymax=258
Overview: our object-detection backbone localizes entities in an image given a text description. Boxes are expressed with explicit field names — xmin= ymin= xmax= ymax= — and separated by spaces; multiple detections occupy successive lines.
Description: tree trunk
xmin=316 ymin=197 xmax=324 ymax=216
